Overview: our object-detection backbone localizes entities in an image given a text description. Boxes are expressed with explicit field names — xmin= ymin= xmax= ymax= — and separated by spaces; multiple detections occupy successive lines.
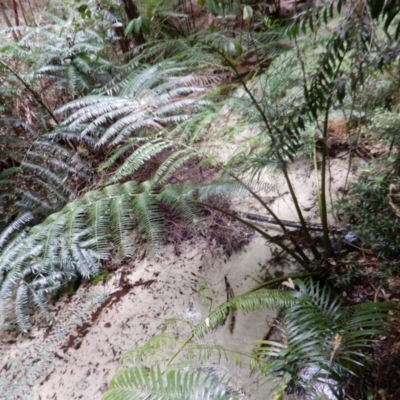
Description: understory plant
xmin=99 ymin=1 xmax=400 ymax=399
xmin=0 ymin=0 xmax=398 ymax=399
xmin=340 ymin=163 xmax=400 ymax=259
xmin=0 ymin=0 xmax=398 ymax=384
xmin=103 ymin=278 xmax=392 ymax=400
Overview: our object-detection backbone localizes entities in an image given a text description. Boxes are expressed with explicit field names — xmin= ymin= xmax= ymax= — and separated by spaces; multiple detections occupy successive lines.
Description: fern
xmin=255 ymin=279 xmax=392 ymax=398
xmin=0 ymin=120 xmax=91 ymax=251
xmin=192 ymin=289 xmax=296 ymax=340
xmin=0 ymin=1 xmax=116 ymax=98
xmin=108 ymin=278 xmax=392 ymax=400
xmin=0 ymin=178 xmax=206 ymax=330
xmin=104 ymin=365 xmax=241 ymax=400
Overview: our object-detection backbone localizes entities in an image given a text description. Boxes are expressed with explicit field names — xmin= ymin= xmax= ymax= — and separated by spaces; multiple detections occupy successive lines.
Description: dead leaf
xmin=281 ymin=278 xmax=295 ymax=289
xmin=332 ymin=333 xmax=342 ymax=349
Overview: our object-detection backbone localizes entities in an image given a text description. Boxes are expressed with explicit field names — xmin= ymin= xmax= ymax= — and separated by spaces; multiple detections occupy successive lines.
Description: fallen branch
xmin=240 ymin=212 xmax=343 ymax=234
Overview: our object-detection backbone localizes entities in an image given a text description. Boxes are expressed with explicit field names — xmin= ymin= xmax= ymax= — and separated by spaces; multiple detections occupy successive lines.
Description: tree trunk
xmin=122 ymin=0 xmax=145 ymax=46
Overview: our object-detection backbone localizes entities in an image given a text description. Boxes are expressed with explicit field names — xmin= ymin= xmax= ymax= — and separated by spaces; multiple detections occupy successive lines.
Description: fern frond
xmin=151 ymin=148 xmax=198 ymax=186
xmin=15 ymin=283 xmax=31 ymax=333
xmin=103 ymin=366 xmax=240 ymax=400
xmin=59 ymin=96 xmax=133 ymax=127
xmin=132 ymin=191 xmax=164 ymax=256
xmin=252 ymin=279 xmax=393 ymax=397
xmin=157 ymin=184 xmax=201 ymax=225
xmin=87 ymin=198 xmax=110 ymax=259
xmin=28 ymin=284 xmax=54 ymax=325
xmin=0 ymin=212 xmax=34 ymax=248
xmin=0 ymin=178 xmax=197 ymax=329
xmin=197 ymin=178 xmax=275 ymax=201
xmin=193 ymin=290 xmax=296 ymax=340
xmin=108 ymin=139 xmax=173 ymax=184
xmin=98 ymin=138 xmax=147 ymax=172
xmin=108 ymin=118 xmax=164 ymax=147
xmin=15 ymin=189 xmax=57 ymax=215
xmin=110 ymin=195 xmax=136 ymax=257
xmin=119 ymin=331 xmax=180 ymax=367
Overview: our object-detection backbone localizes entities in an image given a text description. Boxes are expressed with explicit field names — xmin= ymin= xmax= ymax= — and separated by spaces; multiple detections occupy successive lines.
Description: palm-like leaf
xmin=103 ymin=365 xmax=240 ymax=400
xmin=56 ymin=62 xmax=213 ymax=187
xmin=193 ymin=289 xmax=296 ymax=340
xmin=255 ymin=279 xmax=392 ymax=398
xmin=0 ymin=179 xmax=203 ymax=330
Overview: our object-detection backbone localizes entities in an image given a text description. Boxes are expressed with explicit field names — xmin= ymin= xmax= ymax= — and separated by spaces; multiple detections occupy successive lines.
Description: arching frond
xmin=0 ymin=119 xmax=92 ymax=258
xmin=103 ymin=366 xmax=240 ymax=400
xmin=197 ymin=179 xmax=275 ymax=201
xmin=108 ymin=139 xmax=174 ymax=184
xmin=0 ymin=179 xmax=199 ymax=330
xmin=132 ymin=191 xmax=164 ymax=256
xmin=193 ymin=289 xmax=296 ymax=340
xmin=253 ymin=279 xmax=393 ymax=398
xmin=157 ymin=184 xmax=201 ymax=226
xmin=57 ymin=61 xmax=215 ymax=186
xmin=0 ymin=212 xmax=34 ymax=248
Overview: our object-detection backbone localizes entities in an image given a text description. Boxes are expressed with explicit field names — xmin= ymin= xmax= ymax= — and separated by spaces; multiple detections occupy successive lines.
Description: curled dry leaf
xmin=281 ymin=278 xmax=295 ymax=289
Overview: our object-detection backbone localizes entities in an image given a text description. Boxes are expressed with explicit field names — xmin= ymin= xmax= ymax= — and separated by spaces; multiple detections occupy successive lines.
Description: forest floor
xmin=1 ymin=6 xmax=400 ymax=397
xmin=0 ymin=155 xmax=357 ymax=399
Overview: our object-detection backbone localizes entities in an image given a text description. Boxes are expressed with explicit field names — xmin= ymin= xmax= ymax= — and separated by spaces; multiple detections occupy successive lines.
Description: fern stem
xmin=206 ymin=44 xmax=321 ymax=260
xmin=223 ymin=169 xmax=313 ymax=264
xmin=319 ymin=100 xmax=334 ymax=256
xmin=280 ymin=160 xmax=322 ymax=260
xmin=238 ymin=272 xmax=320 ymax=297
xmin=166 ymin=333 xmax=194 ymax=368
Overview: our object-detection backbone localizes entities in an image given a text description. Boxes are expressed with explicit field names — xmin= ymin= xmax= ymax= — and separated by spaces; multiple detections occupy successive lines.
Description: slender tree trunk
xmin=26 ymin=0 xmax=38 ymax=21
xmin=0 ymin=2 xmax=19 ymax=41
xmin=114 ymin=26 xmax=131 ymax=54
xmin=109 ymin=0 xmax=145 ymax=56
xmin=17 ymin=0 xmax=30 ymax=26
xmin=11 ymin=0 xmax=19 ymax=26
xmin=122 ymin=0 xmax=145 ymax=46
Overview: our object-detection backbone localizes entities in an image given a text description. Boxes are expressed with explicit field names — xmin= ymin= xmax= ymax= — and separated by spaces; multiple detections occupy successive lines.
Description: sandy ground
xmin=0 ymin=7 xmax=359 ymax=398
xmin=0 ymin=156 xmax=357 ymax=400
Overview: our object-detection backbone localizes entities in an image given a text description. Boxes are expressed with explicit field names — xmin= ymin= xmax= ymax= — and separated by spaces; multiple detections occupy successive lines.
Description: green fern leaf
xmin=103 ymin=366 xmax=239 ymax=400
xmin=132 ymin=191 xmax=164 ymax=256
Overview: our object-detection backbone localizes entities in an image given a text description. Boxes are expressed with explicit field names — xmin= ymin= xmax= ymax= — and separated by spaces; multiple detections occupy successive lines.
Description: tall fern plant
xmin=56 ymin=61 xmax=215 ymax=185
xmin=0 ymin=0 xmax=119 ymax=100
xmin=172 ymin=0 xmax=400 ymax=262
xmin=0 ymin=60 xmax=215 ymax=331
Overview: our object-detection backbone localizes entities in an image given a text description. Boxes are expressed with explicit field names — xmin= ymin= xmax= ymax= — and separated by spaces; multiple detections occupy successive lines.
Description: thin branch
xmin=206 ymin=43 xmax=321 ymax=259
xmin=198 ymin=201 xmax=312 ymax=270
xmin=0 ymin=60 xmax=59 ymax=125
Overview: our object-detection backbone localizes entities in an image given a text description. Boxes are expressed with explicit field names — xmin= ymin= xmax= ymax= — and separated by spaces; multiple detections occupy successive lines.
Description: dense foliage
xmin=1 ymin=0 xmax=400 ymax=398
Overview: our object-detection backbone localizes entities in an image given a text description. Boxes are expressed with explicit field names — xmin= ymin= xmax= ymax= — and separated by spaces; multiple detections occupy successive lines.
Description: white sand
xmin=0 ymin=157 xmax=356 ymax=400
